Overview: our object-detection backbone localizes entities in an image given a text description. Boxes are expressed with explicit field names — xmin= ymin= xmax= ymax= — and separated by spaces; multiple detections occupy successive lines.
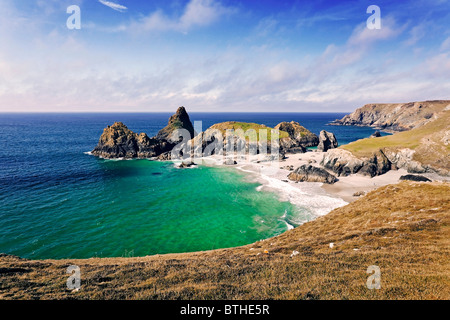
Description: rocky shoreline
xmin=90 ymin=102 xmax=449 ymax=205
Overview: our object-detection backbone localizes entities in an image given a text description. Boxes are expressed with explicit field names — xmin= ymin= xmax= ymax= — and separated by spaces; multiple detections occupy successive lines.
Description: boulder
xmin=223 ymin=159 xmax=237 ymax=165
xmin=317 ymin=130 xmax=338 ymax=152
xmin=371 ymin=131 xmax=381 ymax=138
xmin=358 ymin=150 xmax=391 ymax=177
xmin=321 ymin=148 xmax=392 ymax=177
xmin=178 ymin=161 xmax=196 ymax=168
xmin=399 ymin=174 xmax=432 ymax=182
xmin=321 ymin=149 xmax=364 ymax=176
xmin=288 ymin=165 xmax=337 ymax=184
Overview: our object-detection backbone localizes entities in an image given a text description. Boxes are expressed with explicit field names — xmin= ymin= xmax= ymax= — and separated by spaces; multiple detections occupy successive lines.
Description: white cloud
xmin=128 ymin=0 xmax=235 ymax=33
xmin=441 ymin=36 xmax=450 ymax=51
xmin=347 ymin=17 xmax=404 ymax=47
xmin=404 ymin=24 xmax=426 ymax=46
xmin=98 ymin=0 xmax=127 ymax=12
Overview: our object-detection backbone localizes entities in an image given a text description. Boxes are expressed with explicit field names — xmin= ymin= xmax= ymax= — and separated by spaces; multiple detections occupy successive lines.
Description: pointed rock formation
xmin=91 ymin=107 xmax=196 ymax=159
xmin=155 ymin=106 xmax=195 ymax=142
xmin=317 ymin=130 xmax=338 ymax=152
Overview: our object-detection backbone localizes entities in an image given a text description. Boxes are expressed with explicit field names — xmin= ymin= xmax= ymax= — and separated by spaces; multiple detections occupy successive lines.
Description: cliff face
xmin=331 ymin=100 xmax=450 ymax=132
xmin=91 ymin=107 xmax=196 ymax=159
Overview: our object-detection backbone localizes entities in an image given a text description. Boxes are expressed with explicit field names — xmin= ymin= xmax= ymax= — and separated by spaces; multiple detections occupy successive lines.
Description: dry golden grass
xmin=1 ymin=182 xmax=449 ymax=300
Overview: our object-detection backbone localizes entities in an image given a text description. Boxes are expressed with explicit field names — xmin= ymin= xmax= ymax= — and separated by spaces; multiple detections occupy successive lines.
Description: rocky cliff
xmin=91 ymin=122 xmax=161 ymax=159
xmin=188 ymin=120 xmax=319 ymax=158
xmin=91 ymin=107 xmax=196 ymax=159
xmin=324 ymin=100 xmax=450 ymax=177
xmin=331 ymin=100 xmax=450 ymax=132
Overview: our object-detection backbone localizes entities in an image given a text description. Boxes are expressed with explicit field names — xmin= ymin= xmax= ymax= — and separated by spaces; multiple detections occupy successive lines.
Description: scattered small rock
xmin=178 ymin=161 xmax=195 ymax=168
xmin=223 ymin=159 xmax=237 ymax=165
xmin=353 ymin=191 xmax=366 ymax=197
xmin=290 ymin=250 xmax=300 ymax=257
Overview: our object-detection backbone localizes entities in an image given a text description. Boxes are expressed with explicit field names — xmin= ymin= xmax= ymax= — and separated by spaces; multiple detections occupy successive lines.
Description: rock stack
xmin=91 ymin=106 xmax=196 ymax=159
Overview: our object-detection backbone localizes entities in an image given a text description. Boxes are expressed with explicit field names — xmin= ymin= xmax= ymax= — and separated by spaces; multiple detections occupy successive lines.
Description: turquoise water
xmin=1 ymin=158 xmax=301 ymax=259
xmin=0 ymin=113 xmax=382 ymax=259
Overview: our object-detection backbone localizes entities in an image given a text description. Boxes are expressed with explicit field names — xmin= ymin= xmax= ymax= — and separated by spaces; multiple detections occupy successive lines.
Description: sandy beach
xmin=188 ymin=150 xmax=449 ymax=216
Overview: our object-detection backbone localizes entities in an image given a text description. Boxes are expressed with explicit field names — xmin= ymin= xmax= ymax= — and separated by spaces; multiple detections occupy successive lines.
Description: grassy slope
xmin=341 ymin=110 xmax=449 ymax=169
xmin=210 ymin=121 xmax=290 ymax=141
xmin=1 ymin=182 xmax=448 ymax=300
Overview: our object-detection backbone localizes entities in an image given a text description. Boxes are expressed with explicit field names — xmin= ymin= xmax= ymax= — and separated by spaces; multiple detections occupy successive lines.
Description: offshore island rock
xmin=91 ymin=107 xmax=196 ymax=159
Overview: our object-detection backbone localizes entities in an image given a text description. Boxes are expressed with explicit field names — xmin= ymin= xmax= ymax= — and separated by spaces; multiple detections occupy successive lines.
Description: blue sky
xmin=0 ymin=0 xmax=449 ymax=112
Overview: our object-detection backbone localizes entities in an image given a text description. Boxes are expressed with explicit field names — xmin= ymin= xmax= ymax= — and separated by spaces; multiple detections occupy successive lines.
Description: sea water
xmin=0 ymin=112 xmax=383 ymax=259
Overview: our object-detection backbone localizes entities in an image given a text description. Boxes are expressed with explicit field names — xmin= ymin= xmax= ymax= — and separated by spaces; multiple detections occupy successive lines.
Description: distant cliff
xmin=325 ymin=100 xmax=450 ymax=177
xmin=331 ymin=100 xmax=450 ymax=132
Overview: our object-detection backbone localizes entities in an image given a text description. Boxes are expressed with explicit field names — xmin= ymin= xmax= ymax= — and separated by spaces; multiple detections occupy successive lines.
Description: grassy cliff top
xmin=341 ymin=109 xmax=449 ymax=168
xmin=209 ymin=121 xmax=290 ymax=140
xmin=1 ymin=181 xmax=448 ymax=300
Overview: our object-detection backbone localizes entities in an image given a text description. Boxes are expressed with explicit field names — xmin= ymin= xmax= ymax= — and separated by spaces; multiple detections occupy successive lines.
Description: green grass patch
xmin=210 ymin=121 xmax=290 ymax=141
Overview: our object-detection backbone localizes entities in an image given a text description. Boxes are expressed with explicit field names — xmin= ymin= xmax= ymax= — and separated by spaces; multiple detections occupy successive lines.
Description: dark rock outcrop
xmin=92 ymin=107 xmax=196 ymax=159
xmin=274 ymin=121 xmax=319 ymax=148
xmin=91 ymin=122 xmax=160 ymax=159
xmin=317 ymin=130 xmax=338 ymax=152
xmin=399 ymin=174 xmax=432 ymax=182
xmin=358 ymin=150 xmax=391 ymax=177
xmin=288 ymin=165 xmax=337 ymax=184
xmin=371 ymin=131 xmax=381 ymax=138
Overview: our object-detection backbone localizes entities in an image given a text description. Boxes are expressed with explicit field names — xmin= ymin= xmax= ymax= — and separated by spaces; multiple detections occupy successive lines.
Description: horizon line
xmin=0 ymin=111 xmax=352 ymax=114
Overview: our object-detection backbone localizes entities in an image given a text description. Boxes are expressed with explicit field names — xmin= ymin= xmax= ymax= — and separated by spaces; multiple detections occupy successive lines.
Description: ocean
xmin=0 ymin=112 xmax=384 ymax=259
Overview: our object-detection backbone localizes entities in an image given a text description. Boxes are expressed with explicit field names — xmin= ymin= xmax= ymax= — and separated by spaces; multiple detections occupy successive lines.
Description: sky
xmin=0 ymin=0 xmax=449 ymax=112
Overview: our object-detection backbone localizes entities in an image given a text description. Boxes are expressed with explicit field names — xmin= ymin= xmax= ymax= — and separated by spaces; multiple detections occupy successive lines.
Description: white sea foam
xmin=234 ymin=162 xmax=347 ymax=220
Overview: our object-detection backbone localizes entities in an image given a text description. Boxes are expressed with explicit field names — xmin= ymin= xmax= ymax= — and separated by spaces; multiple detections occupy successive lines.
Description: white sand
xmin=189 ymin=150 xmax=448 ymax=212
